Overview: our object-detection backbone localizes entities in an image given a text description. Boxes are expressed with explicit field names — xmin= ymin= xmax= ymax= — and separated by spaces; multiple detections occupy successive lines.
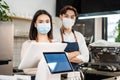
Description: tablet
xmin=43 ymin=52 xmax=73 ymax=74
xmin=18 ymin=43 xmax=67 ymax=69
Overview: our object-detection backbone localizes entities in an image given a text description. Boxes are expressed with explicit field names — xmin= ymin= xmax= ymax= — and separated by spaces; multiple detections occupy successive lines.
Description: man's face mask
xmin=36 ymin=23 xmax=51 ymax=34
xmin=62 ymin=18 xmax=75 ymax=29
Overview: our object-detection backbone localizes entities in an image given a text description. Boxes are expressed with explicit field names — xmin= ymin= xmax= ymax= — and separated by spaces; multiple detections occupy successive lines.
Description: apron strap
xmin=72 ymin=29 xmax=77 ymax=42
xmin=60 ymin=28 xmax=77 ymax=42
xmin=60 ymin=28 xmax=64 ymax=42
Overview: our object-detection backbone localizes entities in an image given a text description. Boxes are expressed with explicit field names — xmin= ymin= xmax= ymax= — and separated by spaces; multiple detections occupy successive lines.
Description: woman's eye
xmin=39 ymin=21 xmax=43 ymax=23
xmin=46 ymin=20 xmax=50 ymax=23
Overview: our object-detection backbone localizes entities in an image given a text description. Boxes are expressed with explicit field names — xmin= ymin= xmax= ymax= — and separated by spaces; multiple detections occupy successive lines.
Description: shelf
xmin=14 ymin=35 xmax=29 ymax=38
xmin=10 ymin=16 xmax=32 ymax=21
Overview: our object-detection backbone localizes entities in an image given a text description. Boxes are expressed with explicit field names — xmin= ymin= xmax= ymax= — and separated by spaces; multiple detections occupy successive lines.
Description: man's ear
xmin=59 ymin=15 xmax=62 ymax=20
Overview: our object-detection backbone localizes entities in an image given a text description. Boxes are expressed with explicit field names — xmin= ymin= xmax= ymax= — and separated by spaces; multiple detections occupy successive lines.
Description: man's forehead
xmin=64 ymin=13 xmax=75 ymax=16
xmin=64 ymin=10 xmax=75 ymax=16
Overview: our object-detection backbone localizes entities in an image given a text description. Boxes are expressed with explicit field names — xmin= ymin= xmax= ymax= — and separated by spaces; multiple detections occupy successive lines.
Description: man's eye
xmin=65 ymin=16 xmax=68 ymax=18
xmin=71 ymin=17 xmax=75 ymax=19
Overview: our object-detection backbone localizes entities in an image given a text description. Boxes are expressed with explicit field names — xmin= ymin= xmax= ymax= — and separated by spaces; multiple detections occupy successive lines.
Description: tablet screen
xmin=43 ymin=52 xmax=73 ymax=74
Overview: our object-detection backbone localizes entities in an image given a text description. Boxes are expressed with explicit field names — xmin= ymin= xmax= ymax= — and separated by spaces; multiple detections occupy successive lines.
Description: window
xmin=107 ymin=14 xmax=120 ymax=42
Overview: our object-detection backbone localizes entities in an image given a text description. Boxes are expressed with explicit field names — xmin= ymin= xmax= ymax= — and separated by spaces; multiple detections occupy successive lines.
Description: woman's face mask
xmin=62 ymin=18 xmax=75 ymax=29
xmin=36 ymin=23 xmax=51 ymax=34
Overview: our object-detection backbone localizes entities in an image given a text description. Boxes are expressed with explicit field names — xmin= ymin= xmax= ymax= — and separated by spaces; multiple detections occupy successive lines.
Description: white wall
xmin=4 ymin=0 xmax=56 ymax=17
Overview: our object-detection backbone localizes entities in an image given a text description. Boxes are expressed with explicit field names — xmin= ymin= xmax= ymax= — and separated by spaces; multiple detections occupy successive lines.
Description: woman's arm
xmin=20 ymin=40 xmax=37 ymax=75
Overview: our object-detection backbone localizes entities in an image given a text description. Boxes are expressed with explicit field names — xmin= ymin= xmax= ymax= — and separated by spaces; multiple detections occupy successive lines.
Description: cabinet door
xmin=0 ymin=22 xmax=14 ymax=75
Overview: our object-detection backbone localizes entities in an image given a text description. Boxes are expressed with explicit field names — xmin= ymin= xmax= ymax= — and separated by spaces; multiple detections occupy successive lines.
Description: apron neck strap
xmin=60 ymin=28 xmax=77 ymax=42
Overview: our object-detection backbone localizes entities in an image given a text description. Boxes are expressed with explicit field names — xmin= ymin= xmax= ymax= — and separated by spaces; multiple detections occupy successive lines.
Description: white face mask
xmin=62 ymin=18 xmax=75 ymax=29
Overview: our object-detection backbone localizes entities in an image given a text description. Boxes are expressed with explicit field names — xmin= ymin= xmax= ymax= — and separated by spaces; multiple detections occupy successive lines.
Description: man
xmin=53 ymin=5 xmax=89 ymax=70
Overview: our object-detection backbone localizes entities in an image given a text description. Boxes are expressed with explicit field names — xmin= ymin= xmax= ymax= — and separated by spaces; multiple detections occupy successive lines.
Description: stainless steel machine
xmin=89 ymin=45 xmax=120 ymax=71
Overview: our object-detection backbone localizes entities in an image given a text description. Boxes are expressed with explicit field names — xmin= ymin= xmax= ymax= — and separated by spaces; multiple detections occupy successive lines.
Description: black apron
xmin=60 ymin=29 xmax=79 ymax=71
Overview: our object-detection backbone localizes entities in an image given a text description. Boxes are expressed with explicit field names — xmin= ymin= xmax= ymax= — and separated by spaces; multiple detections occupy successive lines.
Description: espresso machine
xmin=88 ymin=41 xmax=120 ymax=71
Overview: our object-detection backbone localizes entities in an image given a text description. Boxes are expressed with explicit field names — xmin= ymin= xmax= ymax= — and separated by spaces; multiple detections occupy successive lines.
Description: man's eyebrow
xmin=64 ymin=14 xmax=75 ymax=16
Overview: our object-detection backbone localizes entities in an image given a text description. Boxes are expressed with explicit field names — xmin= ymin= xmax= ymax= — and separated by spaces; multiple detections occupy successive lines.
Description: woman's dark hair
xmin=60 ymin=5 xmax=78 ymax=16
xmin=29 ymin=10 xmax=53 ymax=40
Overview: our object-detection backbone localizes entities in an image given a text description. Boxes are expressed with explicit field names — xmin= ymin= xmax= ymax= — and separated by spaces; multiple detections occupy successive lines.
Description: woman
xmin=54 ymin=5 xmax=89 ymax=71
xmin=20 ymin=9 xmax=53 ymax=80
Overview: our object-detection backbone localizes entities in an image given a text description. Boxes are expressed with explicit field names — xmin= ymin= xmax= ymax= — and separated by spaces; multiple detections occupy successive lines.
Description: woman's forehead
xmin=37 ymin=14 xmax=50 ymax=20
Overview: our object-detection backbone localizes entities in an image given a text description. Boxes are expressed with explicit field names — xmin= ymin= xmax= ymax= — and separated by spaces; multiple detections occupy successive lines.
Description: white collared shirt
xmin=53 ymin=29 xmax=89 ymax=63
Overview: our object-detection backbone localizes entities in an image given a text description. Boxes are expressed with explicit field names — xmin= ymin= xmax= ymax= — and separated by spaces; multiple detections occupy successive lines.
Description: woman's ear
xmin=34 ymin=23 xmax=37 ymax=28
